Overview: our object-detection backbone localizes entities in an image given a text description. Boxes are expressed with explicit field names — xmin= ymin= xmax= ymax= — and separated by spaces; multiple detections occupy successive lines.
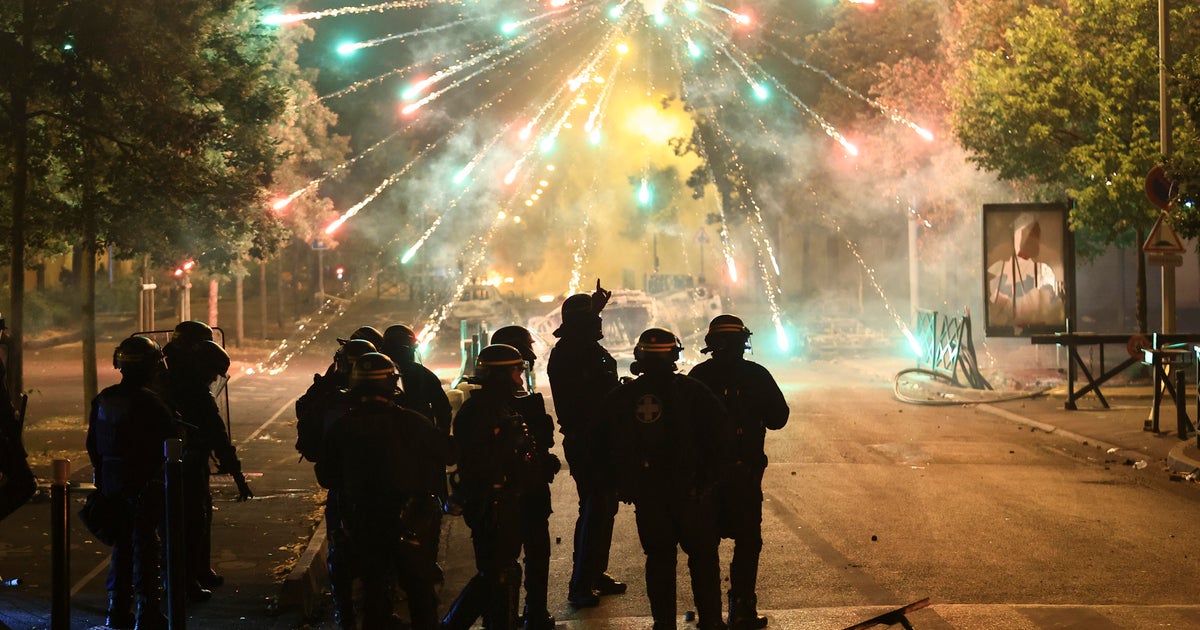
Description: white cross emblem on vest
xmin=635 ymin=393 xmax=663 ymax=424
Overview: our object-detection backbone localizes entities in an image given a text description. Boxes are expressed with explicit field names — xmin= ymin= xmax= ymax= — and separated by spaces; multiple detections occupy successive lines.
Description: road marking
xmin=240 ymin=393 xmax=300 ymax=446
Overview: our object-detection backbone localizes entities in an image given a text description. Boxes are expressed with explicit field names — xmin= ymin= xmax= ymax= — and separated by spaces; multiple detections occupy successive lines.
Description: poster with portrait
xmin=982 ymin=202 xmax=1075 ymax=337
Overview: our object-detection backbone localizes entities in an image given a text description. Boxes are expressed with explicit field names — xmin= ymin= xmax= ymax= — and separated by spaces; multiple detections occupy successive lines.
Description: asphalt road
xmin=4 ymin=308 xmax=1200 ymax=629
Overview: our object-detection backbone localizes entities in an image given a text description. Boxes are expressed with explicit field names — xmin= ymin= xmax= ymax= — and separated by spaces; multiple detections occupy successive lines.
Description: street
xmin=4 ymin=312 xmax=1200 ymax=629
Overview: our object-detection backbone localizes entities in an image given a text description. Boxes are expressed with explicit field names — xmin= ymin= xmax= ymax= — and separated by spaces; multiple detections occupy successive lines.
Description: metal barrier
xmin=915 ymin=309 xmax=991 ymax=390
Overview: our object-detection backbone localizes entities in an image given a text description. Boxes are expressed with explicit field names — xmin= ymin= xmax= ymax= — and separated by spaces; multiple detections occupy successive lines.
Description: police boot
xmin=106 ymin=591 xmax=135 ymax=629
xmin=331 ymin=591 xmax=356 ymax=630
xmin=134 ymin=595 xmax=168 ymax=630
xmin=727 ymin=593 xmax=766 ymax=630
xmin=441 ymin=574 xmax=486 ymax=630
xmin=521 ymin=604 xmax=555 ymax=630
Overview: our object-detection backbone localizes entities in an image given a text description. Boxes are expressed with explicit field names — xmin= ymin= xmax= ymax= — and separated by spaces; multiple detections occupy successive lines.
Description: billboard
xmin=982 ymin=202 xmax=1075 ymax=337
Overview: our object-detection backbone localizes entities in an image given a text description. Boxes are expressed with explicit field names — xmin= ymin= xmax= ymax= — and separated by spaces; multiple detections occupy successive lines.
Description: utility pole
xmin=1159 ymin=0 xmax=1175 ymax=333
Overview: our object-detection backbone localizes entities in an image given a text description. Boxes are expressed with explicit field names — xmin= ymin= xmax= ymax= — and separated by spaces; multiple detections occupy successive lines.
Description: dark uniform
xmin=490 ymin=325 xmax=561 ymax=630
xmin=166 ymin=339 xmax=252 ymax=600
xmin=86 ymin=337 xmax=178 ymax=629
xmin=449 ymin=344 xmax=542 ymax=630
xmin=688 ymin=315 xmax=789 ymax=629
xmin=295 ymin=338 xmax=376 ymax=629
xmin=601 ymin=328 xmax=728 ymax=630
xmin=322 ymin=352 xmax=447 ymax=630
xmin=0 ymin=352 xmax=36 ymax=523
xmin=546 ymin=291 xmax=623 ymax=606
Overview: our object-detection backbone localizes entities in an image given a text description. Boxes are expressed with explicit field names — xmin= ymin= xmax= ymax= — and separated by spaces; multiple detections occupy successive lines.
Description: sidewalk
xmin=979 ymin=383 xmax=1200 ymax=480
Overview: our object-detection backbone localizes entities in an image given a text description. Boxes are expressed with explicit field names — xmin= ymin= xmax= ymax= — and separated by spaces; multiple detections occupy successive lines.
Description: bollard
xmin=50 ymin=459 xmax=70 ymax=630
xmin=164 ymin=438 xmax=186 ymax=630
xmin=1178 ymin=368 xmax=1190 ymax=440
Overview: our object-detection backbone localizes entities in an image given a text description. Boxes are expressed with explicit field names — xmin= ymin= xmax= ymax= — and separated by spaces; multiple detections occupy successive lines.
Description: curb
xmin=978 ymin=403 xmax=1200 ymax=480
xmin=279 ymin=521 xmax=329 ymax=621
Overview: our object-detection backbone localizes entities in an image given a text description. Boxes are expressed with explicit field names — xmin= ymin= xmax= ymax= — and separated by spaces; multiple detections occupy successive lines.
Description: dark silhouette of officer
xmin=688 ymin=315 xmax=789 ymax=630
xmin=87 ymin=336 xmax=178 ymax=629
xmin=322 ymin=352 xmax=447 ymax=630
xmin=489 ymin=326 xmax=561 ymax=630
xmin=601 ymin=328 xmax=728 ymax=630
xmin=444 ymin=344 xmax=542 ymax=630
xmin=0 ymin=318 xmax=35 ymax=524
xmin=296 ymin=337 xmax=377 ymax=629
xmin=546 ymin=281 xmax=626 ymax=607
xmin=381 ymin=324 xmax=452 ymax=435
xmin=162 ymin=324 xmax=252 ymax=601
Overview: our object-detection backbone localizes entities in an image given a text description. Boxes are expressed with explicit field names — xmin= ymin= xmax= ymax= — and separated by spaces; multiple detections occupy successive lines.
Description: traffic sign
xmin=694 ymin=227 xmax=709 ymax=244
xmin=1145 ymin=164 xmax=1176 ymax=210
xmin=1143 ymin=211 xmax=1186 ymax=254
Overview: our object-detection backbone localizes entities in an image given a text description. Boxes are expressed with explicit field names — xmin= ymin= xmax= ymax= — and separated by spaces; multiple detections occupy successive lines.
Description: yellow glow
xmin=616 ymin=42 xmax=630 ymax=55
xmin=626 ymin=101 xmax=693 ymax=144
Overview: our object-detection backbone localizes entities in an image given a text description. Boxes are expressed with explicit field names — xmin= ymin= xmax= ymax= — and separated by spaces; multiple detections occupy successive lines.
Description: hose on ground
xmin=893 ymin=367 xmax=1053 ymax=406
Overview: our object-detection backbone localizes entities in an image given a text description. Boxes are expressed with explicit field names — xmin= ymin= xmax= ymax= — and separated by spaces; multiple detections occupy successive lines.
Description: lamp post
xmin=1158 ymin=0 xmax=1174 ymax=333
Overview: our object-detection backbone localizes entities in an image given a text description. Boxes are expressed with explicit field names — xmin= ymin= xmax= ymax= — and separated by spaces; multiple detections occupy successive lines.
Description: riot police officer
xmin=295 ymin=337 xmax=377 ymax=629
xmin=0 ymin=318 xmax=35 ymax=524
xmin=322 ymin=352 xmax=447 ymax=630
xmin=546 ymin=282 xmax=625 ymax=607
xmin=688 ymin=315 xmax=789 ymax=630
xmin=380 ymin=324 xmax=452 ymax=435
xmin=490 ymin=326 xmax=560 ymax=630
xmin=164 ymin=331 xmax=252 ymax=600
xmin=601 ymin=328 xmax=728 ymax=630
xmin=87 ymin=336 xmax=178 ymax=629
xmin=446 ymin=344 xmax=543 ymax=630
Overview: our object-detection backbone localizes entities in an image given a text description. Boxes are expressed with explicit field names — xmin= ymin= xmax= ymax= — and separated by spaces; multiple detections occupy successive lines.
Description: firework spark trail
xmin=324 ymin=140 xmax=441 ymax=234
xmin=584 ymin=57 xmax=622 ymax=138
xmin=518 ymin=6 xmax=625 ymax=143
xmin=700 ymin=1 xmax=750 ymax=24
xmin=678 ymin=66 xmax=790 ymax=344
xmin=688 ymin=16 xmax=859 ymax=155
xmin=567 ymin=176 xmax=599 ymax=295
xmin=338 ymin=15 xmax=489 ymax=55
xmin=401 ymin=7 xmax=598 ymax=116
xmin=263 ymin=0 xmax=464 ymax=25
xmin=664 ymin=33 xmax=739 ymax=283
xmin=764 ymin=42 xmax=934 ymax=141
xmin=407 ymin=6 xmax=578 ymax=99
xmin=318 ymin=53 xmax=451 ymax=103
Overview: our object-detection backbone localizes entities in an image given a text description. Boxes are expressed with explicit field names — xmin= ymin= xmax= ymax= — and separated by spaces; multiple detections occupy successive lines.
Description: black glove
xmin=232 ymin=471 xmax=253 ymax=502
xmin=590 ymin=279 xmax=611 ymax=314
xmin=543 ymin=453 xmax=561 ymax=482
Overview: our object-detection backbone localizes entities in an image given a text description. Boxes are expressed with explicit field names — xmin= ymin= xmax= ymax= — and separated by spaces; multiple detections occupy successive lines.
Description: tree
xmin=1 ymin=0 xmax=286 ymax=403
xmin=952 ymin=0 xmax=1200 ymax=332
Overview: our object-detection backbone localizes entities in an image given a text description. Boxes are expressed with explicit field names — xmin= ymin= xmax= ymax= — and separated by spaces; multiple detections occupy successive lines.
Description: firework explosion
xmin=265 ymin=0 xmax=934 ymax=353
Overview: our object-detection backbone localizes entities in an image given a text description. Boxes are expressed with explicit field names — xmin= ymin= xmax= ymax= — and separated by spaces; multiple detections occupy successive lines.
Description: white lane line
xmin=240 ymin=394 xmax=300 ymax=445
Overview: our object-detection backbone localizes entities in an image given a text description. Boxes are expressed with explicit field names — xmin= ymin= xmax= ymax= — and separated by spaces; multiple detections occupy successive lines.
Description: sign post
xmin=1143 ymin=210 xmax=1185 ymax=333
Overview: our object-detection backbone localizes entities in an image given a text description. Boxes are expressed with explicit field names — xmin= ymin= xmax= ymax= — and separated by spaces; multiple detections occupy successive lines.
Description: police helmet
xmin=490 ymin=326 xmax=536 ymax=362
xmin=382 ymin=324 xmax=418 ymax=362
xmin=338 ymin=325 xmax=384 ymax=351
xmin=475 ymin=343 xmax=525 ymax=383
xmin=701 ymin=314 xmax=752 ymax=354
xmin=349 ymin=352 xmax=400 ymax=392
xmin=560 ymin=293 xmax=593 ymax=324
xmin=193 ymin=340 xmax=231 ymax=378
xmin=334 ymin=338 xmax=377 ymax=372
xmin=113 ymin=336 xmax=164 ymax=370
xmin=164 ymin=320 xmax=214 ymax=360
xmin=634 ymin=328 xmax=683 ymax=363
xmin=170 ymin=320 xmax=214 ymax=346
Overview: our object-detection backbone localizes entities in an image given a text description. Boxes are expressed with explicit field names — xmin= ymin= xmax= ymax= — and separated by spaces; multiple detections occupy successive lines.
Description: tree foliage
xmin=952 ymin=0 xmax=1200 ymax=245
